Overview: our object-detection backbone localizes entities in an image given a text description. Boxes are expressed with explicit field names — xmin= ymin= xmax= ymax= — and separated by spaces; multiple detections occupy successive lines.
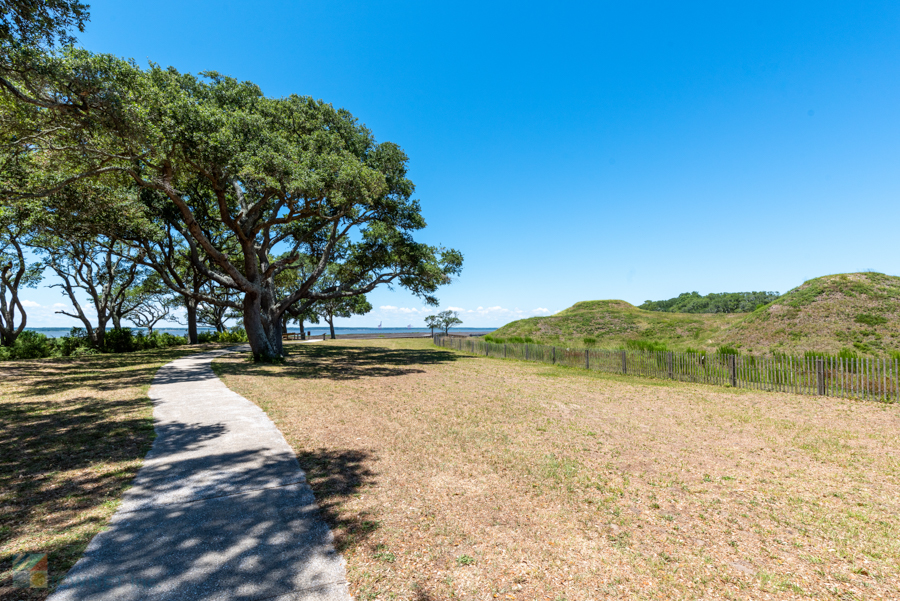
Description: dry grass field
xmin=0 ymin=345 xmax=222 ymax=600
xmin=213 ymin=338 xmax=900 ymax=600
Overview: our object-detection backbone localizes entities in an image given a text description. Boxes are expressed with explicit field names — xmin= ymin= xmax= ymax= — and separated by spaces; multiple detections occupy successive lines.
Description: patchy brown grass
xmin=0 ymin=344 xmax=224 ymax=600
xmin=213 ymin=339 xmax=900 ymax=600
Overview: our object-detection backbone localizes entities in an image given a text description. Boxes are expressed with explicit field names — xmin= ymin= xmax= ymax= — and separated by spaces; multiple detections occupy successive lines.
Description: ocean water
xmin=24 ymin=326 xmax=496 ymax=339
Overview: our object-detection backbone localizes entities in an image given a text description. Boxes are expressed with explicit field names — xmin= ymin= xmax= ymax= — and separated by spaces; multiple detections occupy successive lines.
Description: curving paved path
xmin=49 ymin=346 xmax=350 ymax=601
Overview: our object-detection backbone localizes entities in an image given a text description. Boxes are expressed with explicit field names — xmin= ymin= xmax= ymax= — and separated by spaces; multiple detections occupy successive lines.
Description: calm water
xmin=24 ymin=326 xmax=496 ymax=339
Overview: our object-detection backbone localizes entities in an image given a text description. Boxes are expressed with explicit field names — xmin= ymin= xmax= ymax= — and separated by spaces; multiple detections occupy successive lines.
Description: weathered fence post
xmin=667 ymin=352 xmax=673 ymax=379
xmin=621 ymin=350 xmax=627 ymax=374
xmin=730 ymin=355 xmax=737 ymax=388
xmin=585 ymin=349 xmax=590 ymax=370
xmin=504 ymin=344 xmax=507 ymax=358
xmin=552 ymin=346 xmax=556 ymax=364
xmin=525 ymin=345 xmax=529 ymax=360
xmin=817 ymin=359 xmax=825 ymax=395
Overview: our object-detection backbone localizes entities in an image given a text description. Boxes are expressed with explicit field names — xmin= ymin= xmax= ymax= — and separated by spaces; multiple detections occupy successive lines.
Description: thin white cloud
xmin=441 ymin=305 xmax=552 ymax=317
xmin=20 ymin=300 xmax=41 ymax=308
xmin=52 ymin=303 xmax=68 ymax=308
xmin=380 ymin=305 xmax=427 ymax=314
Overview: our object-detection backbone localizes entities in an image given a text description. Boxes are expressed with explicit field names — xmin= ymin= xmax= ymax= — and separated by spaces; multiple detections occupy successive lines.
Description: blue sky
xmin=23 ymin=1 xmax=900 ymax=328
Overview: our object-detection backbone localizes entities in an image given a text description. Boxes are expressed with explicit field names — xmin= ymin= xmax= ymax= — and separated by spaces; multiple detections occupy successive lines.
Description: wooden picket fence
xmin=434 ymin=336 xmax=899 ymax=402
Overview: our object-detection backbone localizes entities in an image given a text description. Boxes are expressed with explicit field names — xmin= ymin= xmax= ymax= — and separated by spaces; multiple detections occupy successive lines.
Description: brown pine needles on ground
xmin=213 ymin=339 xmax=900 ymax=601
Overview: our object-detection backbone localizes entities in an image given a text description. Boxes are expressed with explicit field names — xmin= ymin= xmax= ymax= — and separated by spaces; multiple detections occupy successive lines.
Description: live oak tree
xmin=0 ymin=0 xmax=90 ymax=109
xmin=0 ymin=207 xmax=40 ymax=346
xmin=127 ymin=188 xmax=241 ymax=343
xmin=314 ymin=294 xmax=372 ymax=340
xmin=424 ymin=314 xmax=441 ymax=336
xmin=435 ymin=309 xmax=462 ymax=334
xmin=121 ymin=273 xmax=173 ymax=334
xmin=195 ymin=281 xmax=240 ymax=333
xmin=22 ymin=59 xmax=462 ymax=360
xmin=37 ymin=233 xmax=144 ymax=348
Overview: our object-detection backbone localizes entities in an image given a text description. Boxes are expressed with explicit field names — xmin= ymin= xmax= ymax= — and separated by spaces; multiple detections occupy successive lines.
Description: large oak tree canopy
xmin=25 ymin=56 xmax=462 ymax=359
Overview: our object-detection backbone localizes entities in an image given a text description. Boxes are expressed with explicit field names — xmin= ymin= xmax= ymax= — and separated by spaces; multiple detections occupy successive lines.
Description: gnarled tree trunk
xmin=185 ymin=298 xmax=198 ymax=344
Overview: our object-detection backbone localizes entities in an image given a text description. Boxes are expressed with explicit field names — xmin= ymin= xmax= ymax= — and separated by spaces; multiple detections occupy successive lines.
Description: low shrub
xmin=133 ymin=330 xmax=188 ymax=350
xmin=716 ymin=345 xmax=740 ymax=356
xmin=484 ymin=335 xmax=536 ymax=345
xmin=194 ymin=327 xmax=247 ymax=344
xmin=0 ymin=326 xmax=188 ymax=362
xmin=53 ymin=328 xmax=93 ymax=356
xmin=583 ymin=337 xmax=597 ymax=347
xmin=104 ymin=328 xmax=136 ymax=353
xmin=198 ymin=331 xmax=220 ymax=343
xmin=11 ymin=330 xmax=54 ymax=359
xmin=626 ymin=340 xmax=668 ymax=352
xmin=218 ymin=327 xmax=249 ymax=343
xmin=838 ymin=348 xmax=860 ymax=362
xmin=854 ymin=313 xmax=887 ymax=327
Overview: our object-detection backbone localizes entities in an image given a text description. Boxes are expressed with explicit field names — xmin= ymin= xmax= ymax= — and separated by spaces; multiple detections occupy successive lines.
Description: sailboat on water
xmin=377 ymin=321 xmax=382 ymax=329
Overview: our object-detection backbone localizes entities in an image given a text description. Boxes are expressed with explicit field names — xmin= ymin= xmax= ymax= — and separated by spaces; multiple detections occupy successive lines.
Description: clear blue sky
xmin=23 ymin=1 xmax=900 ymax=327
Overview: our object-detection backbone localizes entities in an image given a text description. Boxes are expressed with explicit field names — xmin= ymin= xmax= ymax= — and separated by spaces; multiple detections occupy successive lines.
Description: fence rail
xmin=434 ymin=336 xmax=899 ymax=402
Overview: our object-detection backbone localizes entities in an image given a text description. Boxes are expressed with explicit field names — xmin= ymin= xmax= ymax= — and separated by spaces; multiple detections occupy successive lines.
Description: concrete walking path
xmin=49 ymin=346 xmax=350 ymax=601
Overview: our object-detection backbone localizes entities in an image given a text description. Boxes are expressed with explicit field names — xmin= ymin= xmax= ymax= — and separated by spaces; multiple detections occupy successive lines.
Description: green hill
xmin=490 ymin=299 xmax=743 ymax=351
xmin=489 ymin=273 xmax=900 ymax=356
xmin=717 ymin=272 xmax=900 ymax=356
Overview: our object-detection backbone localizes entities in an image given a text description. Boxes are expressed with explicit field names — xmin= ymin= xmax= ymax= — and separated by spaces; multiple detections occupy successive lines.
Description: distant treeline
xmin=640 ymin=291 xmax=780 ymax=314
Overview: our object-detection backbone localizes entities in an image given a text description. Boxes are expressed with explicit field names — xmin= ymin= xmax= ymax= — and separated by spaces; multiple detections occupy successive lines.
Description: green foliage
xmin=716 ymin=345 xmax=740 ymax=356
xmin=134 ymin=330 xmax=187 ymax=350
xmin=52 ymin=327 xmax=91 ymax=356
xmin=104 ymin=327 xmax=136 ymax=353
xmin=583 ymin=336 xmax=597 ymax=347
xmin=198 ymin=327 xmax=248 ymax=344
xmin=485 ymin=334 xmax=536 ymax=345
xmin=640 ymin=291 xmax=779 ymax=314
xmin=805 ymin=349 xmax=863 ymax=364
xmin=0 ymin=330 xmax=51 ymax=359
xmin=626 ymin=340 xmax=668 ymax=352
xmin=838 ymin=348 xmax=860 ymax=362
xmin=854 ymin=313 xmax=887 ymax=327
xmin=0 ymin=0 xmax=89 ymax=50
xmin=428 ymin=310 xmax=462 ymax=334
xmin=684 ymin=347 xmax=707 ymax=356
xmin=197 ymin=331 xmax=219 ymax=343
xmin=853 ymin=341 xmax=872 ymax=353
xmin=0 ymin=327 xmax=189 ymax=362
xmin=104 ymin=328 xmax=188 ymax=353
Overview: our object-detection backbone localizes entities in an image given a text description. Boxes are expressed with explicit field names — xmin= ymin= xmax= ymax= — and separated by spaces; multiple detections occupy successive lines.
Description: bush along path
xmin=48 ymin=346 xmax=349 ymax=601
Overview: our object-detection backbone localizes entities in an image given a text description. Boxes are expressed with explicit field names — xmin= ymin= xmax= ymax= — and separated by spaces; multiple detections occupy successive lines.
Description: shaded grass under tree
xmin=0 ymin=344 xmax=224 ymax=600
